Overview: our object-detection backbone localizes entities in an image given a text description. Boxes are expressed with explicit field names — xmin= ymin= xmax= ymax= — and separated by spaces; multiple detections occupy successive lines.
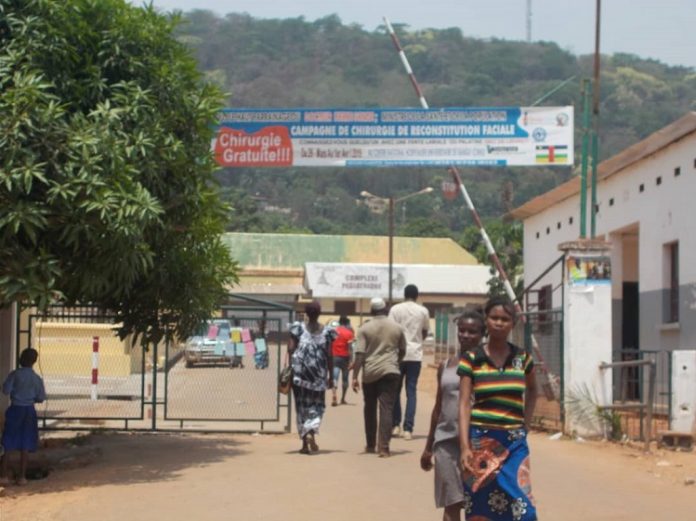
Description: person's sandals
xmin=378 ymin=449 xmax=391 ymax=458
xmin=307 ymin=433 xmax=319 ymax=452
xmin=299 ymin=446 xmax=310 ymax=455
xmin=364 ymin=446 xmax=376 ymax=454
xmin=331 ymin=398 xmax=338 ymax=406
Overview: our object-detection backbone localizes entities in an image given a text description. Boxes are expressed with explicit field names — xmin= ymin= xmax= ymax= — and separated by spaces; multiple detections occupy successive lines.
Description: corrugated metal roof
xmin=509 ymin=112 xmax=696 ymax=220
xmin=232 ymin=282 xmax=307 ymax=295
xmin=223 ymin=233 xmax=478 ymax=268
xmin=230 ymin=273 xmax=306 ymax=295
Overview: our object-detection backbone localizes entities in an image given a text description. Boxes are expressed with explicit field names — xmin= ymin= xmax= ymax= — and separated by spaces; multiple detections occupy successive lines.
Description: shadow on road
xmin=283 ymin=448 xmax=348 ymax=455
xmin=7 ymin=432 xmax=249 ymax=497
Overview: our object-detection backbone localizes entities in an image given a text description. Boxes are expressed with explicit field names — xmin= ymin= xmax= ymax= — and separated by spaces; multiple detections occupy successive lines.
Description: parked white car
xmin=183 ymin=319 xmax=233 ymax=367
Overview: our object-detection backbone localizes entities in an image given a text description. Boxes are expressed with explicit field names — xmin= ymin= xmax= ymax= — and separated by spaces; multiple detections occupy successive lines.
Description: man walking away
xmin=389 ymin=284 xmax=430 ymax=440
xmin=352 ymin=297 xmax=406 ymax=458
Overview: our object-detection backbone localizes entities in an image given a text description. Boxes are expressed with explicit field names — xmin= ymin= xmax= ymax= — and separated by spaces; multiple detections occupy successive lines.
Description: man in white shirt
xmin=388 ymin=284 xmax=430 ymax=440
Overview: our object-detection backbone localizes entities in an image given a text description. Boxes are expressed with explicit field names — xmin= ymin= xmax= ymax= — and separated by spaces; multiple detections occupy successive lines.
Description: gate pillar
xmin=0 ymin=304 xmax=16 ymax=413
xmin=671 ymin=350 xmax=696 ymax=433
xmin=559 ymin=239 xmax=613 ymax=436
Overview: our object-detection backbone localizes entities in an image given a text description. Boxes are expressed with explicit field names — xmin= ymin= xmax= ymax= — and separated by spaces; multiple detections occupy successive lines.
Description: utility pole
xmin=580 ymin=79 xmax=591 ymax=238
xmin=591 ymin=0 xmax=601 ymax=238
xmin=360 ymin=188 xmax=433 ymax=306
xmin=388 ymin=197 xmax=394 ymax=307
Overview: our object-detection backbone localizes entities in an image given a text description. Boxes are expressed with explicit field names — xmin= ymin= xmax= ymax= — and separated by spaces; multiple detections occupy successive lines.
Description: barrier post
xmin=91 ymin=336 xmax=99 ymax=400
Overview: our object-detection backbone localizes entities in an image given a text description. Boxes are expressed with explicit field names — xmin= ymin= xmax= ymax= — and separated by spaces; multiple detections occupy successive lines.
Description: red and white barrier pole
xmin=383 ymin=17 xmax=557 ymax=394
xmin=383 ymin=16 xmax=522 ymax=305
xmin=91 ymin=336 xmax=99 ymax=401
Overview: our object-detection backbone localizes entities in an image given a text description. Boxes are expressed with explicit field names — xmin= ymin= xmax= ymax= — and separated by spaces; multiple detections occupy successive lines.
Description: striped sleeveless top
xmin=457 ymin=343 xmax=534 ymax=429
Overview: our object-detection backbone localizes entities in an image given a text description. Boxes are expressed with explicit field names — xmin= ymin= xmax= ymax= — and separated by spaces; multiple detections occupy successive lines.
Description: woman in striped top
xmin=457 ymin=297 xmax=538 ymax=521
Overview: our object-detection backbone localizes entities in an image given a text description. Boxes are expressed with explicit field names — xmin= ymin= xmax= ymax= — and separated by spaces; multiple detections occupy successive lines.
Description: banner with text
xmin=213 ymin=107 xmax=573 ymax=168
xmin=304 ymin=263 xmax=406 ymax=298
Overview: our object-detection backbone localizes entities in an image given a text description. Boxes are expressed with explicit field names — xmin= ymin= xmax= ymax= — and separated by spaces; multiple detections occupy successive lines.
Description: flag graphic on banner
xmin=535 ymin=145 xmax=569 ymax=164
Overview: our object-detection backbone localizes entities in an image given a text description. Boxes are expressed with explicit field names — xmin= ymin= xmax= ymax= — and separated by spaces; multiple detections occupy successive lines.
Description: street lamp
xmin=360 ymin=187 xmax=434 ymax=305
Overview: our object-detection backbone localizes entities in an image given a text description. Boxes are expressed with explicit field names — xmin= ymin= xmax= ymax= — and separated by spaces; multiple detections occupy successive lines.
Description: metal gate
xmin=607 ymin=349 xmax=672 ymax=442
xmin=512 ymin=309 xmax=564 ymax=431
xmin=16 ymin=296 xmax=294 ymax=433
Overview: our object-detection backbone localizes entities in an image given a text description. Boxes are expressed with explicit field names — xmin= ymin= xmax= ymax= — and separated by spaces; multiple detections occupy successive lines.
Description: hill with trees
xmin=175 ymin=11 xmax=696 ymax=248
xmin=166 ymin=10 xmax=696 ymax=292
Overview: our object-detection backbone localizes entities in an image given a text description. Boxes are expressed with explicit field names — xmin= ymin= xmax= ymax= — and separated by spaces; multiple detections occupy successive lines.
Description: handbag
xmin=278 ymin=360 xmax=293 ymax=395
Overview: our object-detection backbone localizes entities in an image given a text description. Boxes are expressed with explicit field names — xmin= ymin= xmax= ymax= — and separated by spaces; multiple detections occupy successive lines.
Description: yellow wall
xmin=34 ymin=321 xmax=137 ymax=377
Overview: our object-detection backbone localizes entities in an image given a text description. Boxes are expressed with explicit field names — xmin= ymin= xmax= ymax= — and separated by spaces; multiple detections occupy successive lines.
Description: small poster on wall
xmin=566 ymin=255 xmax=611 ymax=285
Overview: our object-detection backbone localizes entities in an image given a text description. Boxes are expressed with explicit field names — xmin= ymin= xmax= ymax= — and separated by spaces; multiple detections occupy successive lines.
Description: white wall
xmin=564 ymin=280 xmax=613 ymax=436
xmin=523 ymin=133 xmax=696 ymax=351
xmin=596 ymin=139 xmax=696 ymax=295
xmin=671 ymin=350 xmax=696 ymax=433
xmin=525 ymin=136 xmax=696 ymax=284
xmin=523 ymin=197 xmax=580 ymax=308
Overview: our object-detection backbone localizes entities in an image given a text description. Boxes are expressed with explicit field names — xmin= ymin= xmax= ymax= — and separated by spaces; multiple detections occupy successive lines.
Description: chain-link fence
xmin=17 ymin=297 xmax=294 ymax=433
xmin=433 ymin=308 xmax=463 ymax=366
xmin=17 ymin=306 xmax=146 ymax=428
xmin=512 ymin=310 xmax=564 ymax=431
xmin=163 ymin=315 xmax=291 ymax=432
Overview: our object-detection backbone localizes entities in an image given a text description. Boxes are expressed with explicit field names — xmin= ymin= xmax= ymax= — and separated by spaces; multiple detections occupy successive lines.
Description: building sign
xmin=304 ymin=262 xmax=492 ymax=298
xmin=566 ymin=255 xmax=611 ymax=286
xmin=213 ymin=107 xmax=574 ymax=168
xmin=305 ymin=263 xmax=406 ymax=298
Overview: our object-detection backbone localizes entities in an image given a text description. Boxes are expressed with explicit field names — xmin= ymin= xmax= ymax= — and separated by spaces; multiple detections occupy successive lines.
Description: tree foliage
xmin=0 ymin=0 xmax=238 ymax=344
xmin=459 ymin=221 xmax=524 ymax=299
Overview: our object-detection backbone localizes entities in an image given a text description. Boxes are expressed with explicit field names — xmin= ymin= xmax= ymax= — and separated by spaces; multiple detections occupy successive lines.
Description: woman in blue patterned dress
xmin=289 ymin=301 xmax=335 ymax=454
xmin=457 ymin=297 xmax=538 ymax=521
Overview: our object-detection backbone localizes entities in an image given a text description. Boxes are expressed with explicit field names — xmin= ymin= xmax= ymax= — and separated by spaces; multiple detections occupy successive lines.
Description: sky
xmin=131 ymin=0 xmax=696 ymax=69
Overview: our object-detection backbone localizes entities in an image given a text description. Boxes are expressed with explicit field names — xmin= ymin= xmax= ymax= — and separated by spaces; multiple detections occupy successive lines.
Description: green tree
xmin=0 ymin=0 xmax=238 ymax=345
xmin=459 ymin=220 xmax=524 ymax=299
xmin=400 ymin=217 xmax=452 ymax=238
xmin=221 ymin=187 xmax=263 ymax=232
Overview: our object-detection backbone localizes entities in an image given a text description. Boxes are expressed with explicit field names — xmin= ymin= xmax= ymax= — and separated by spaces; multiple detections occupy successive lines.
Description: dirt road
xmin=1 ymin=369 xmax=694 ymax=521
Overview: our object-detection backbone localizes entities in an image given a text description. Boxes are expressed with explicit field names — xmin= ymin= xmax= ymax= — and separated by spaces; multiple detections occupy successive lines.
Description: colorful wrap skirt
xmin=1 ymin=405 xmax=39 ymax=452
xmin=461 ymin=426 xmax=536 ymax=521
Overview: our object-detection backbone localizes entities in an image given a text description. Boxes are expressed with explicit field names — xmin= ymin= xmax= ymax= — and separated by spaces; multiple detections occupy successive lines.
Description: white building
xmin=511 ymin=112 xmax=696 ymax=355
